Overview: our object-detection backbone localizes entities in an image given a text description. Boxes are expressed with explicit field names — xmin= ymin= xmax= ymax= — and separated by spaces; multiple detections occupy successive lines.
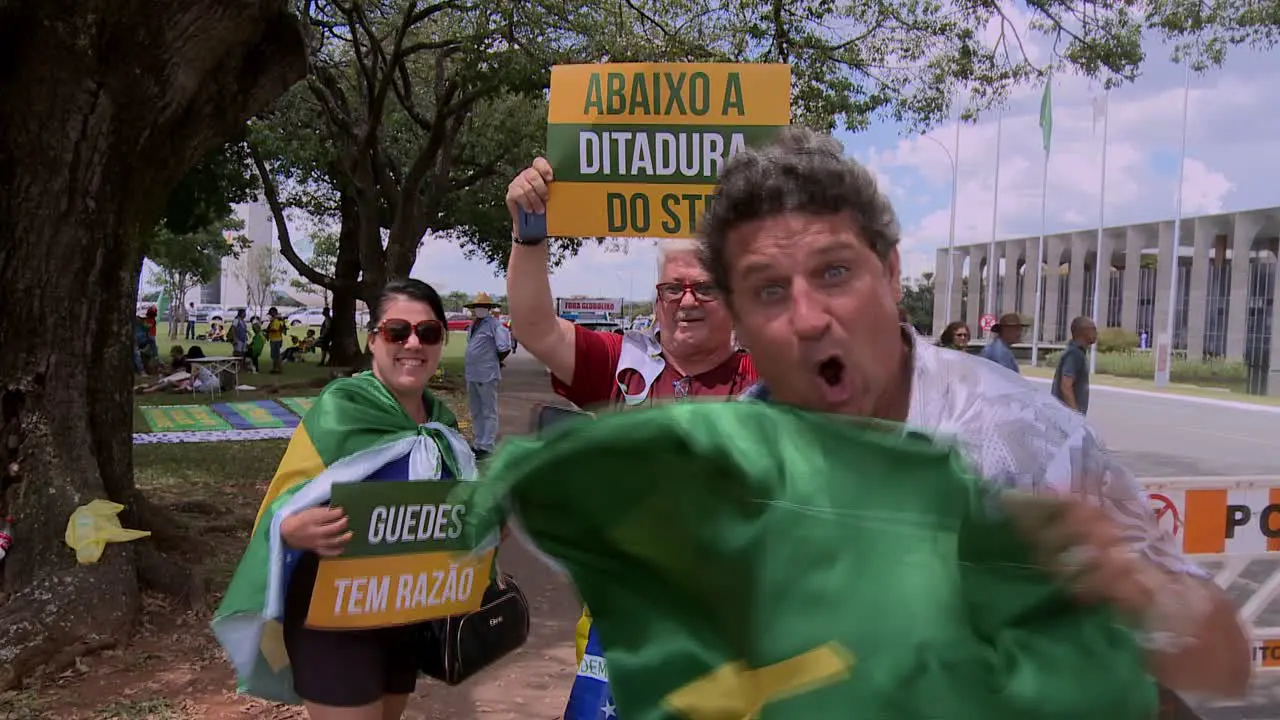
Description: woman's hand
xmin=281 ymin=506 xmax=352 ymax=557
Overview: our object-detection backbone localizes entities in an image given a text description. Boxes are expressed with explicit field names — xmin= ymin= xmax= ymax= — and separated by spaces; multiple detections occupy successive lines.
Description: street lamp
xmin=920 ymin=120 xmax=961 ymax=324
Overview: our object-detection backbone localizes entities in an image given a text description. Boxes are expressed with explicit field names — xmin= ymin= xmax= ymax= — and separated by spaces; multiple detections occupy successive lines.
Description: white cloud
xmin=860 ymin=39 xmax=1280 ymax=280
xmin=1178 ymin=158 xmax=1235 ymax=215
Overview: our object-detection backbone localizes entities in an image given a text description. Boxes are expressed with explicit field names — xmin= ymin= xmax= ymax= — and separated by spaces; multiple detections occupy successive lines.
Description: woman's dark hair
xmin=939 ymin=321 xmax=970 ymax=348
xmin=186 ymin=345 xmax=206 ymax=360
xmin=371 ymin=279 xmax=448 ymax=342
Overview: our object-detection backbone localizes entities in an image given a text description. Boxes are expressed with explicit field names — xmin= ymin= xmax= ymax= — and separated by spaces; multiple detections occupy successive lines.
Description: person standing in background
xmin=265 ymin=307 xmax=287 ymax=374
xmin=939 ymin=321 xmax=971 ymax=351
xmin=185 ymin=301 xmax=197 ymax=340
xmin=317 ymin=307 xmax=332 ymax=366
xmin=503 ymin=156 xmax=760 ymax=720
xmin=463 ymin=293 xmax=512 ymax=459
xmin=1052 ymin=316 xmax=1097 ymax=415
xmin=231 ymin=308 xmax=250 ymax=368
xmin=978 ymin=312 xmax=1022 ymax=374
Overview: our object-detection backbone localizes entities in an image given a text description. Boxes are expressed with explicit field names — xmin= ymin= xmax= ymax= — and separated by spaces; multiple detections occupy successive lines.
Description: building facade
xmin=195 ymin=201 xmax=327 ymax=309
xmin=933 ymin=206 xmax=1280 ymax=393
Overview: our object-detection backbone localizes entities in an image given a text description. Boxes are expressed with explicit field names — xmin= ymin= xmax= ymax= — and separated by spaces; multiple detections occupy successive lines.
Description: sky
xmin=280 ymin=10 xmax=1280 ymax=302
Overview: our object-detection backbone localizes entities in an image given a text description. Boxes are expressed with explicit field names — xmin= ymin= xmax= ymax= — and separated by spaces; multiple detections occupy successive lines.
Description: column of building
xmin=1225 ymin=212 xmax=1260 ymax=361
xmin=1186 ymin=218 xmax=1216 ymax=359
xmin=966 ymin=246 xmax=987 ymax=332
xmin=1002 ymin=240 xmax=1020 ymax=318
xmin=1040 ymin=236 xmax=1064 ymax=342
xmin=1121 ymin=226 xmax=1152 ymax=333
xmin=1093 ymin=229 xmax=1115 ymax=328
xmin=1151 ymin=222 xmax=1179 ymax=349
xmin=933 ymin=248 xmax=950 ymax=334
xmin=1067 ymin=233 xmax=1088 ymax=329
xmin=1020 ymin=238 xmax=1039 ymax=325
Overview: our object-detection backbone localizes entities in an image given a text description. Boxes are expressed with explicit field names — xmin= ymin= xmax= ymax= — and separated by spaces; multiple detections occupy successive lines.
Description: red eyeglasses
xmin=375 ymin=319 xmax=444 ymax=346
xmin=656 ymin=282 xmax=721 ymax=303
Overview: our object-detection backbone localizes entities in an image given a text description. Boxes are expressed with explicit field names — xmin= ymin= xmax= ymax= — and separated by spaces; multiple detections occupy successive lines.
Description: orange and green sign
xmin=545 ymin=63 xmax=791 ymax=239
xmin=306 ymin=480 xmax=493 ymax=629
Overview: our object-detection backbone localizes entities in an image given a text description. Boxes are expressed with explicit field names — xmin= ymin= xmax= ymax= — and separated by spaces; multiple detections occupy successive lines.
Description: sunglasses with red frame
xmin=655 ymin=281 xmax=721 ymax=303
xmin=375 ymin=318 xmax=445 ymax=346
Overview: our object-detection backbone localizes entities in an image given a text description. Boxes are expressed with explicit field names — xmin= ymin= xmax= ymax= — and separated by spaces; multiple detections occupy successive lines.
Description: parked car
xmin=288 ymin=308 xmax=327 ymax=327
xmin=577 ymin=318 xmax=625 ymax=335
xmin=445 ymin=312 xmax=472 ymax=332
xmin=193 ymin=303 xmax=224 ymax=323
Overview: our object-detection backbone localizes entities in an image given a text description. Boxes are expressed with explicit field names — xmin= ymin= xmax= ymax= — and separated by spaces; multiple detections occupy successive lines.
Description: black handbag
xmin=418 ymin=569 xmax=530 ymax=686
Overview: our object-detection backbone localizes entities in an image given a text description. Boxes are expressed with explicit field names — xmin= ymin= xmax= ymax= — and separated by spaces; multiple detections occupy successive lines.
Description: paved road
xmin=442 ymin=354 xmax=1280 ymax=719
xmin=1038 ymin=381 xmax=1280 ymax=478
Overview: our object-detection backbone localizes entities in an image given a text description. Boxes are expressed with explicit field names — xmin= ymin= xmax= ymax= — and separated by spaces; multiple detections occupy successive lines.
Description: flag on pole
xmin=1039 ymin=76 xmax=1054 ymax=154
xmin=1091 ymin=92 xmax=1108 ymax=134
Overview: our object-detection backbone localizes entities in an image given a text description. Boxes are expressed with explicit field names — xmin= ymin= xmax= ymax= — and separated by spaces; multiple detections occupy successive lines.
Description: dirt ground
xmin=2 ymin=358 xmax=581 ymax=719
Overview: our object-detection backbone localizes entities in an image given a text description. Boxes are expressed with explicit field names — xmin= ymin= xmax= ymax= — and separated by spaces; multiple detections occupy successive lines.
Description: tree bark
xmin=327 ymin=192 xmax=367 ymax=368
xmin=0 ymin=0 xmax=306 ymax=691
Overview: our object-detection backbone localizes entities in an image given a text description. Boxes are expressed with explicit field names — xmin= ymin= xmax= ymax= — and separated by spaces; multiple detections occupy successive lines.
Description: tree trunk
xmin=0 ymin=0 xmax=306 ymax=690
xmin=327 ymin=194 xmax=366 ymax=367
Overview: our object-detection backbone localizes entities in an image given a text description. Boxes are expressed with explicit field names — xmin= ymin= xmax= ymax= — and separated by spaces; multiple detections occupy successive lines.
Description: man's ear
xmin=885 ymin=247 xmax=902 ymax=304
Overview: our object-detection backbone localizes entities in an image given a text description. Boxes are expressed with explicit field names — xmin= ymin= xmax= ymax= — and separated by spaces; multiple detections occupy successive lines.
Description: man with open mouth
xmin=713 ymin=127 xmax=1249 ymax=700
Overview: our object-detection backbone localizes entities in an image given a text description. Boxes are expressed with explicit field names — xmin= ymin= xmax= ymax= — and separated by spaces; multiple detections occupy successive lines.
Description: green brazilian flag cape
xmin=464 ymin=401 xmax=1157 ymax=720
xmin=212 ymin=371 xmax=480 ymax=704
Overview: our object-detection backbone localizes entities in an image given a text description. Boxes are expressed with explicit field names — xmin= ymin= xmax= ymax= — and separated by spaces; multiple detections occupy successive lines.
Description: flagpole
xmin=1089 ymin=90 xmax=1110 ymax=375
xmin=1030 ymin=75 xmax=1053 ymax=367
xmin=986 ymin=111 xmax=1004 ymax=328
xmin=1030 ymin=149 xmax=1049 ymax=367
xmin=943 ymin=104 xmax=962 ymax=324
xmin=1156 ymin=59 xmax=1192 ymax=387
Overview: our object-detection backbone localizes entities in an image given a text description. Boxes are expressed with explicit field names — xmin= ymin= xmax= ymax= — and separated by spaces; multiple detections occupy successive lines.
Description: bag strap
xmin=493 ymin=554 xmax=508 ymax=589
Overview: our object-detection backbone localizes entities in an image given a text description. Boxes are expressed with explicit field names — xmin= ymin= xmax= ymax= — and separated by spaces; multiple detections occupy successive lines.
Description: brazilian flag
xmin=469 ymin=401 xmax=1157 ymax=719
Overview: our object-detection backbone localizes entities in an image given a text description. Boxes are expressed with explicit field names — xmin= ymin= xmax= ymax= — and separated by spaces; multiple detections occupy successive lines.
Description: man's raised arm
xmin=505 ymin=157 xmax=578 ymax=384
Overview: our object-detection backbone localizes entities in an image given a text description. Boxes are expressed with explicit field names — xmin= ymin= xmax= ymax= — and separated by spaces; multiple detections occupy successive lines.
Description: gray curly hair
xmin=699 ymin=126 xmax=901 ymax=299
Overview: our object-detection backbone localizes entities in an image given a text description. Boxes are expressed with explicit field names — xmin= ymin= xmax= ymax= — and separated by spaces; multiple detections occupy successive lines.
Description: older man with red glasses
xmin=504 ymin=157 xmax=757 ymax=410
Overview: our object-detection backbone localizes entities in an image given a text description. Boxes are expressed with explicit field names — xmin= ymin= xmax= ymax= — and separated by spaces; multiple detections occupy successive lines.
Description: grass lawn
xmin=1 ymin=370 xmax=473 ymax=718
xmin=134 ymin=331 xmax=468 ymax=432
xmin=1020 ymin=364 xmax=1280 ymax=407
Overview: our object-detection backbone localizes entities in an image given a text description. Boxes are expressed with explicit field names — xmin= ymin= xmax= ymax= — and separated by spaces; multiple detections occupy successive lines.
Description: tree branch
xmin=248 ymin=143 xmax=345 ymax=291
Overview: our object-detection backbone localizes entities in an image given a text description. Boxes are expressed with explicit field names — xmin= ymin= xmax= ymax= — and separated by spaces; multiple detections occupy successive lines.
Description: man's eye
xmin=757 ymin=285 xmax=786 ymax=302
xmin=823 ymin=265 xmax=849 ymax=281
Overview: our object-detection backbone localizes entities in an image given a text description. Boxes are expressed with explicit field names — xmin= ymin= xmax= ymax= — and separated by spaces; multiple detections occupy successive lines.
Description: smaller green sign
xmin=331 ymin=481 xmax=479 ymax=559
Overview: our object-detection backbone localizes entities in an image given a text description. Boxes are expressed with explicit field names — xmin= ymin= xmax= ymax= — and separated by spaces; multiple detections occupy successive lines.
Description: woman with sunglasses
xmin=219 ymin=279 xmax=478 ymax=720
xmin=938 ymin=321 xmax=971 ymax=351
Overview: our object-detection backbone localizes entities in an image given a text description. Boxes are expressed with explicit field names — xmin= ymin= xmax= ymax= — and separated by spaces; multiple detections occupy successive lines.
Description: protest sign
xmin=306 ymin=480 xmax=494 ymax=629
xmin=545 ymin=63 xmax=791 ymax=239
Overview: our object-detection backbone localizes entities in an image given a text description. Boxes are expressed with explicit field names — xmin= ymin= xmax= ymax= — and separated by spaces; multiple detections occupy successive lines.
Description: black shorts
xmin=283 ymin=554 xmax=420 ymax=706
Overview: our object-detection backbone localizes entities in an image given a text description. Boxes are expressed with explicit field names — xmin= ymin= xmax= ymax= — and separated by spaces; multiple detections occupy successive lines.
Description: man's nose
xmin=790 ymin=282 xmax=831 ymax=339
xmin=677 ymin=288 xmax=699 ymax=308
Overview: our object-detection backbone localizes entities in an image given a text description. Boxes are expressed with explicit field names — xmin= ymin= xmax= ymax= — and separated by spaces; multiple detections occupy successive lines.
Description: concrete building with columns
xmin=932 ymin=206 xmax=1280 ymax=393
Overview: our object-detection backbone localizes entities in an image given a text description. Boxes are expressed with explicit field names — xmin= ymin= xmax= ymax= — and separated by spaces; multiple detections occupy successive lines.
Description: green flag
xmin=1040 ymin=75 xmax=1054 ymax=154
xmin=471 ymin=402 xmax=1155 ymax=720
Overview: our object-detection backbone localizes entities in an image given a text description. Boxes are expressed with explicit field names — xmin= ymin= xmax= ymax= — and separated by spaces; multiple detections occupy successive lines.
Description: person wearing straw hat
xmin=978 ymin=312 xmax=1023 ymax=374
xmin=463 ymin=292 xmax=512 ymax=458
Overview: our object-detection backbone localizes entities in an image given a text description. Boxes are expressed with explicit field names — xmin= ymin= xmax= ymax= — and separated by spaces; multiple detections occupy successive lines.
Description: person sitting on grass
xmin=168 ymin=345 xmax=189 ymax=373
xmin=208 ymin=322 xmax=226 ymax=342
xmin=281 ymin=331 xmax=317 ymax=363
xmin=137 ymin=347 xmax=220 ymax=394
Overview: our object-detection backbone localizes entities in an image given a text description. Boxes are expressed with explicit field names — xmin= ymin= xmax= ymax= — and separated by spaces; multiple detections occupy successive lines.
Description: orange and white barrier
xmin=1140 ymin=477 xmax=1280 ymax=670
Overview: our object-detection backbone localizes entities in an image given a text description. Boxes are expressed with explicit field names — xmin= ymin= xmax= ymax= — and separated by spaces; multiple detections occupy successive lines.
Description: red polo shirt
xmin=551 ymin=325 xmax=757 ymax=409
